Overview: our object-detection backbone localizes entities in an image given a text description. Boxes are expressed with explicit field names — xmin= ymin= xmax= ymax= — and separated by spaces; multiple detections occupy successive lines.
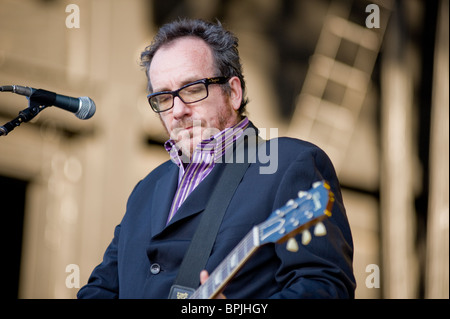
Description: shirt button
xmin=150 ymin=263 xmax=161 ymax=275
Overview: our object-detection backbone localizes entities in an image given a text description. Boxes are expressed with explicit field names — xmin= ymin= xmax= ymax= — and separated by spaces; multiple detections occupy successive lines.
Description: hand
xmin=200 ymin=270 xmax=227 ymax=299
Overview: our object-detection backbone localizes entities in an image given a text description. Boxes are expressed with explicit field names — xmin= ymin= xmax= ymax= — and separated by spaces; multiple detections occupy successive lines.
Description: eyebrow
xmin=153 ymin=77 xmax=203 ymax=93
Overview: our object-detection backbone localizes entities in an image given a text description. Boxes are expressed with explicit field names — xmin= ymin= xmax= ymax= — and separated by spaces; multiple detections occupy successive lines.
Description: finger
xmin=200 ymin=270 xmax=209 ymax=285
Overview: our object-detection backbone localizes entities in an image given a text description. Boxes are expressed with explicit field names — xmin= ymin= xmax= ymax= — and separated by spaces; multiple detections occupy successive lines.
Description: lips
xmin=174 ymin=126 xmax=194 ymax=134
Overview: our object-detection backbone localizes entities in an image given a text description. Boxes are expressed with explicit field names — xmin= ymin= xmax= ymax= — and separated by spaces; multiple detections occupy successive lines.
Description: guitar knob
xmin=314 ymin=222 xmax=327 ymax=237
xmin=286 ymin=237 xmax=299 ymax=252
xmin=301 ymin=229 xmax=312 ymax=245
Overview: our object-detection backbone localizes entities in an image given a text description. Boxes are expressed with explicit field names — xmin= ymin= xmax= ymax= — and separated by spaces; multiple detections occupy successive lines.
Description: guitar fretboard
xmin=190 ymin=226 xmax=260 ymax=299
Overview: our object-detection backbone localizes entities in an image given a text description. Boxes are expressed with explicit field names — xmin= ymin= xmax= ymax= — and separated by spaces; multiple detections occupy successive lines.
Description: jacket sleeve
xmin=268 ymin=143 xmax=356 ymax=298
xmin=77 ymin=225 xmax=121 ymax=299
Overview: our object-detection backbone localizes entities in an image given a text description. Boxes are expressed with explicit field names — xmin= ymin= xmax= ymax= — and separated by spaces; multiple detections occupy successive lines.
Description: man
xmin=77 ymin=18 xmax=356 ymax=299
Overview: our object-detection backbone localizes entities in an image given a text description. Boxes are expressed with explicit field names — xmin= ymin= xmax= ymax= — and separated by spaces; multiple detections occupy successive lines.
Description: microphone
xmin=0 ymin=85 xmax=96 ymax=120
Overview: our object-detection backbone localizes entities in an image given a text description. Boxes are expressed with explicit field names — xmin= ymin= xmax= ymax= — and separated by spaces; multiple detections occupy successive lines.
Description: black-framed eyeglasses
xmin=147 ymin=77 xmax=230 ymax=113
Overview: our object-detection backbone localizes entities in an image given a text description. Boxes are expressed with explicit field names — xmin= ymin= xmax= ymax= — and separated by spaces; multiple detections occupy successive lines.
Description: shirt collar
xmin=164 ymin=117 xmax=249 ymax=167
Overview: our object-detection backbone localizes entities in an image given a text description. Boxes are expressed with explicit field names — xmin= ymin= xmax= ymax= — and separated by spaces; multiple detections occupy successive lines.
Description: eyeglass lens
xmin=150 ymin=82 xmax=208 ymax=112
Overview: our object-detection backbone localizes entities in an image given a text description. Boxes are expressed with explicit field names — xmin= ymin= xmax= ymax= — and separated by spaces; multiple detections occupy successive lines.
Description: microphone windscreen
xmin=76 ymin=97 xmax=96 ymax=120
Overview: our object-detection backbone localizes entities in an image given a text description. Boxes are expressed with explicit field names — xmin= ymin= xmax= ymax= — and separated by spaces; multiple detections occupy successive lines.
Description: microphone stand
xmin=0 ymin=100 xmax=49 ymax=136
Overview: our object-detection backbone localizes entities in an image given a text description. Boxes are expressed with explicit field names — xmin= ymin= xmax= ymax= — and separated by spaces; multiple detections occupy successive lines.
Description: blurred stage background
xmin=0 ymin=0 xmax=448 ymax=299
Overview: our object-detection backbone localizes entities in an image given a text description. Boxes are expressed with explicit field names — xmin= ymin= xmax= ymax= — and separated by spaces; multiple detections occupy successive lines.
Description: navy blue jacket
xmin=77 ymin=134 xmax=356 ymax=299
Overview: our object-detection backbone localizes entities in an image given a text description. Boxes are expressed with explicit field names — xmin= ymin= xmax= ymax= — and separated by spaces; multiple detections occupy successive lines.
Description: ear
xmin=228 ymin=76 xmax=243 ymax=112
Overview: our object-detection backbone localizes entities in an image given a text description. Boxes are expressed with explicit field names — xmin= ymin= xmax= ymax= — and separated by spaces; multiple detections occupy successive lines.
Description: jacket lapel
xmin=150 ymin=164 xmax=179 ymax=236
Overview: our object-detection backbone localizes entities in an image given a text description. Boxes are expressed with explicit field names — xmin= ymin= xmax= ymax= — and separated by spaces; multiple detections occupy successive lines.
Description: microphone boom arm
xmin=0 ymin=100 xmax=49 ymax=136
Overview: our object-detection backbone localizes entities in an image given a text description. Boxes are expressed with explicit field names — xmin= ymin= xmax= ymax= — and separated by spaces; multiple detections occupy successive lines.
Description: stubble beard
xmin=162 ymin=107 xmax=233 ymax=161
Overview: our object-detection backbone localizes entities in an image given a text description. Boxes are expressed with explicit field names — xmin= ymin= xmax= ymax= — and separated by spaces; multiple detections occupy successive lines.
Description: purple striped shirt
xmin=164 ymin=117 xmax=249 ymax=223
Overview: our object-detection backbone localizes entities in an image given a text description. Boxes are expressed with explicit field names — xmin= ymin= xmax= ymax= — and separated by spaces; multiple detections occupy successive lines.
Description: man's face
xmin=148 ymin=36 xmax=241 ymax=158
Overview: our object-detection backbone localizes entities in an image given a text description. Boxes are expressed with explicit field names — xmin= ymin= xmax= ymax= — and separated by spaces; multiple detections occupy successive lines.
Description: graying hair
xmin=140 ymin=18 xmax=249 ymax=114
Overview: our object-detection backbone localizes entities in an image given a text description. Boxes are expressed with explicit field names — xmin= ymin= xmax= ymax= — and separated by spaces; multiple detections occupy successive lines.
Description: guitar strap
xmin=168 ymin=133 xmax=262 ymax=299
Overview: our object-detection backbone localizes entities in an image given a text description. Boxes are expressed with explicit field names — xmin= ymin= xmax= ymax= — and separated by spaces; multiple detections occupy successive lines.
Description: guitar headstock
xmin=258 ymin=181 xmax=334 ymax=251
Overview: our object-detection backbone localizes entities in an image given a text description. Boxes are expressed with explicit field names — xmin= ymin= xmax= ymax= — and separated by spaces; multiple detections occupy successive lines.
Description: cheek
xmin=199 ymin=95 xmax=230 ymax=127
xmin=199 ymin=109 xmax=217 ymax=125
xmin=159 ymin=114 xmax=172 ymax=133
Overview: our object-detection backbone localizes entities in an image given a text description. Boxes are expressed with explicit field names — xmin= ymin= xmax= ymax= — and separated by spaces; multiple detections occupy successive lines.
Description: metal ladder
xmin=288 ymin=0 xmax=392 ymax=173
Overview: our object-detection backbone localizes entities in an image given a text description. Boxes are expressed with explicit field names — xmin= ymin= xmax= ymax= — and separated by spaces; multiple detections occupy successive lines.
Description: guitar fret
xmin=230 ymin=252 xmax=238 ymax=268
xmin=214 ymin=272 xmax=221 ymax=286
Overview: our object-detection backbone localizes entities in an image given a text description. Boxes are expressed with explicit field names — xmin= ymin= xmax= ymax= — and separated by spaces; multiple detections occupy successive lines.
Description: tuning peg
xmin=301 ymin=229 xmax=312 ymax=245
xmin=314 ymin=222 xmax=327 ymax=237
xmin=312 ymin=181 xmax=322 ymax=188
xmin=298 ymin=191 xmax=307 ymax=198
xmin=286 ymin=237 xmax=299 ymax=252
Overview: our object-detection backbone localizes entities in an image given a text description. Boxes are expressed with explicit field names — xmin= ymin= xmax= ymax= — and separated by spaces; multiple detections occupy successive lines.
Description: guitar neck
xmin=190 ymin=226 xmax=260 ymax=299
xmin=187 ymin=181 xmax=333 ymax=299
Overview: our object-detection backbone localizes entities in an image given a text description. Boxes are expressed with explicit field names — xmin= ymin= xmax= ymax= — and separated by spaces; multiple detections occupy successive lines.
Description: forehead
xmin=148 ymin=37 xmax=216 ymax=90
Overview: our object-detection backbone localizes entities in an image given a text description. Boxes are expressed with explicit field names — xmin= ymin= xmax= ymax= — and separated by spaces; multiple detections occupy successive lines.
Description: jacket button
xmin=150 ymin=263 xmax=161 ymax=275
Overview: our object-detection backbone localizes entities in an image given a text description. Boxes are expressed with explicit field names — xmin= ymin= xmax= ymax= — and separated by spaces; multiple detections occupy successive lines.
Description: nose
xmin=172 ymin=96 xmax=191 ymax=120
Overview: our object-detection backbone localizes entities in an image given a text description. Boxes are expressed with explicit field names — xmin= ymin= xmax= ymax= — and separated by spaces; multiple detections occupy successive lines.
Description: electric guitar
xmin=183 ymin=180 xmax=334 ymax=299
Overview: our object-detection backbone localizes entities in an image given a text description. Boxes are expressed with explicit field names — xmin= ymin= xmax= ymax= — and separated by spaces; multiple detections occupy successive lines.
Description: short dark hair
xmin=140 ymin=18 xmax=249 ymax=114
